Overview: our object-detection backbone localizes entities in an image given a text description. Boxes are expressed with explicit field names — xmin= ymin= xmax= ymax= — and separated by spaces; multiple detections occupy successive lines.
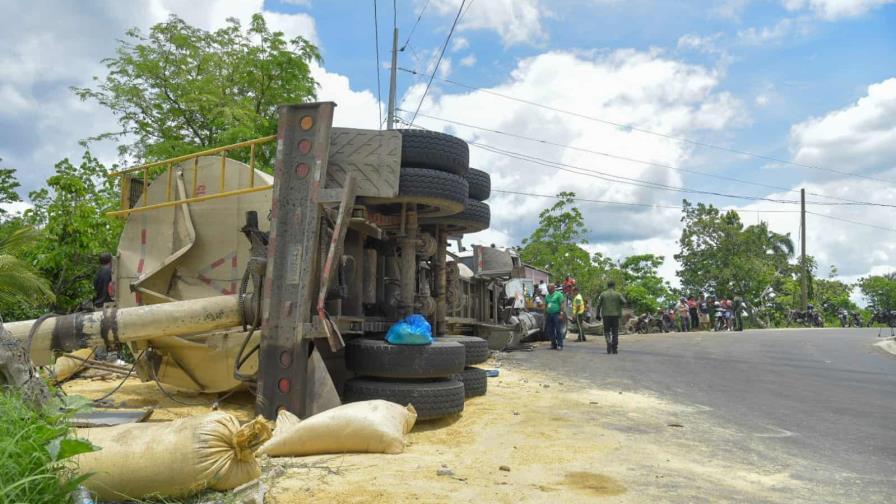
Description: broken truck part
xmin=2 ymin=101 xmax=525 ymax=421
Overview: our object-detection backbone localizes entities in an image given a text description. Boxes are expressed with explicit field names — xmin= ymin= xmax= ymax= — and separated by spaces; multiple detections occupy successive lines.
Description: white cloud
xmin=729 ymin=77 xmax=896 ymax=283
xmin=438 ymin=58 xmax=453 ymax=79
xmin=459 ymin=54 xmax=477 ymax=67
xmin=737 ymin=17 xmax=812 ymax=45
xmin=712 ymin=0 xmax=754 ymax=19
xmin=430 ymin=0 xmax=546 ymax=46
xmin=789 ymin=77 xmax=896 ymax=173
xmin=782 ymin=0 xmax=896 ymax=20
xmin=0 ymin=0 xmax=373 ymax=196
xmin=399 ymin=49 xmax=745 ymax=277
xmin=451 ymin=36 xmax=470 ymax=52
xmin=677 ymin=33 xmax=723 ymax=54
xmin=281 ymin=0 xmax=312 ymax=6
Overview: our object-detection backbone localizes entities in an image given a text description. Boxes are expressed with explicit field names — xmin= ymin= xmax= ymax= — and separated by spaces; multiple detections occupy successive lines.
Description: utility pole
xmin=386 ymin=27 xmax=398 ymax=129
xmin=800 ymin=188 xmax=808 ymax=311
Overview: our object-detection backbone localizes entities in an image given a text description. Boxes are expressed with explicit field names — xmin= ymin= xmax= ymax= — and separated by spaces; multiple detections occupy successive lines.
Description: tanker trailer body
xmin=3 ymin=102 xmax=495 ymax=421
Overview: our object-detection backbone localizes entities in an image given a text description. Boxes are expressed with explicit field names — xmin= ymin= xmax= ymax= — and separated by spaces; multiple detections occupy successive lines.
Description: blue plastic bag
xmin=385 ymin=314 xmax=433 ymax=345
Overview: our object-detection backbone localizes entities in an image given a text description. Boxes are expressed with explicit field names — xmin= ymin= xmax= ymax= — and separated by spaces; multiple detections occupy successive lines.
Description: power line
xmin=400 ymin=109 xmax=896 ymax=208
xmin=395 ymin=116 xmax=805 ymax=205
xmin=473 ymin=140 xmax=807 ymax=205
xmin=373 ymin=0 xmax=383 ymax=129
xmin=806 ymin=211 xmax=896 ymax=233
xmin=396 ymin=67 xmax=896 ymax=186
xmin=399 ymin=114 xmax=896 ymax=208
xmin=409 ymin=0 xmax=466 ymax=125
xmin=491 ymin=188 xmax=800 ymax=214
xmin=400 ymin=0 xmax=430 ymax=52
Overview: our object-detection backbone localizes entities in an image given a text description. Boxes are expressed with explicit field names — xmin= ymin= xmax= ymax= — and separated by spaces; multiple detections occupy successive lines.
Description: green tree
xmin=20 ymin=152 xmax=123 ymax=314
xmin=0 ymin=227 xmax=55 ymax=314
xmin=0 ymin=159 xmax=22 ymax=221
xmin=858 ymin=273 xmax=896 ymax=312
xmin=617 ymin=254 xmax=671 ymax=314
xmin=74 ymin=13 xmax=320 ymax=165
xmin=675 ymin=200 xmax=795 ymax=304
xmin=519 ymin=192 xmax=598 ymax=296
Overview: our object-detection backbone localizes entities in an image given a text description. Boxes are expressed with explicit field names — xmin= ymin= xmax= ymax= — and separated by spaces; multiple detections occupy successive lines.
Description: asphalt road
xmin=502 ymin=327 xmax=896 ymax=500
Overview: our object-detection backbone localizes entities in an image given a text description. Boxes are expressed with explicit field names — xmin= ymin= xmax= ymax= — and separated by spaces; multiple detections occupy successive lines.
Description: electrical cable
xmin=409 ymin=0 xmax=466 ymax=125
xmin=805 ymin=211 xmax=896 ymax=233
xmin=373 ymin=0 xmax=383 ymax=129
xmin=396 ymin=67 xmax=896 ymax=186
xmin=396 ymin=115 xmax=896 ymax=209
xmin=400 ymin=0 xmax=430 ymax=51
xmin=91 ymin=349 xmax=146 ymax=404
xmin=399 ymin=109 xmax=895 ymax=208
xmin=491 ymin=188 xmax=801 ymax=213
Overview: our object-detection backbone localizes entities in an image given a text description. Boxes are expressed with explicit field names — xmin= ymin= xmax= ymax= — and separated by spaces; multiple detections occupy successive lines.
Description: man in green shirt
xmin=596 ymin=280 xmax=626 ymax=354
xmin=544 ymin=283 xmax=567 ymax=350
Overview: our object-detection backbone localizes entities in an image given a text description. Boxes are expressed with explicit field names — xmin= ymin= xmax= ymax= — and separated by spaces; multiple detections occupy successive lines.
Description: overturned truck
xmin=3 ymin=102 xmax=503 ymax=421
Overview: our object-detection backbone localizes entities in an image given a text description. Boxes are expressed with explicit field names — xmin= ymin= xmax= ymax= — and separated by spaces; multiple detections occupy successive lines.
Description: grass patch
xmin=0 ymin=392 xmax=93 ymax=504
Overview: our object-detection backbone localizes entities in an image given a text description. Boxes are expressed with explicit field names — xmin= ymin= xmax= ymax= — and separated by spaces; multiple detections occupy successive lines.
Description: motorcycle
xmin=661 ymin=310 xmax=675 ymax=333
xmin=713 ymin=306 xmax=728 ymax=331
xmin=838 ymin=309 xmax=849 ymax=328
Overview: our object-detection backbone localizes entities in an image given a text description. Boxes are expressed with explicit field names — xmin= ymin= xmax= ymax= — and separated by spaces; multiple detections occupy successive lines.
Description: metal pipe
xmin=5 ymin=295 xmax=253 ymax=364
xmin=110 ymin=135 xmax=276 ymax=176
xmin=107 ymin=185 xmax=273 ymax=217
xmin=434 ymin=226 xmax=448 ymax=336
xmin=399 ymin=208 xmax=418 ymax=317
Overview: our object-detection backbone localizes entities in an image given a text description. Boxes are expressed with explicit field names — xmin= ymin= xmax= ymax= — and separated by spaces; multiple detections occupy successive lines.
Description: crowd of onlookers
xmin=669 ymin=294 xmax=746 ymax=332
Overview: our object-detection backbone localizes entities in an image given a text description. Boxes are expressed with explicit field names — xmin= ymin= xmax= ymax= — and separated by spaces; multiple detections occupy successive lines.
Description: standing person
xmin=572 ymin=287 xmax=587 ymax=342
xmin=544 ymin=284 xmax=566 ymax=350
xmin=676 ymin=297 xmax=690 ymax=332
xmin=93 ymin=252 xmax=114 ymax=307
xmin=698 ymin=294 xmax=709 ymax=330
xmin=733 ymin=295 xmax=745 ymax=331
xmin=723 ymin=298 xmax=734 ymax=331
xmin=706 ymin=295 xmax=716 ymax=331
xmin=595 ymin=280 xmax=626 ymax=354
xmin=538 ymin=280 xmax=548 ymax=297
xmin=687 ymin=296 xmax=699 ymax=332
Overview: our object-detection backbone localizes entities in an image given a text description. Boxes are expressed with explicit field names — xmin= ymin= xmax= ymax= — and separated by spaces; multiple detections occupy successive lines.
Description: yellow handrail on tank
xmin=107 ymin=135 xmax=277 ymax=217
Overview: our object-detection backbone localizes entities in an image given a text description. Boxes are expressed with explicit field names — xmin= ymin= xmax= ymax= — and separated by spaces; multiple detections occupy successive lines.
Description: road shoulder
xmin=873 ymin=337 xmax=896 ymax=357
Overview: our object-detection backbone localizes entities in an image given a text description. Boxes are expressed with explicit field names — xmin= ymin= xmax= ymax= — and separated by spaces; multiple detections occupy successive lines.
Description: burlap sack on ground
xmin=50 ymin=348 xmax=94 ymax=383
xmin=258 ymin=400 xmax=417 ymax=457
xmin=76 ymin=411 xmax=271 ymax=500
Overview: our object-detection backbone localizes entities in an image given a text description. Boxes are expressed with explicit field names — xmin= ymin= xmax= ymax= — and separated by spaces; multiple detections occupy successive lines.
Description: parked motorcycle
xmin=838 ymin=309 xmax=849 ymax=328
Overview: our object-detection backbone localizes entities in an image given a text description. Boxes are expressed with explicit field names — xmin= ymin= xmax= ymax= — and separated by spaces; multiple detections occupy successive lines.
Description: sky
xmin=1 ymin=0 xmax=895 ymax=292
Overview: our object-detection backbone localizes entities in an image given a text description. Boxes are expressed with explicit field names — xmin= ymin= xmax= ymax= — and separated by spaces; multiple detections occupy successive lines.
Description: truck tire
xmin=398 ymin=129 xmax=469 ymax=176
xmin=365 ymin=167 xmax=468 ymax=217
xmin=453 ymin=367 xmax=487 ymax=398
xmin=343 ymin=378 xmax=465 ymax=420
xmin=439 ymin=335 xmax=490 ymax=366
xmin=345 ymin=338 xmax=465 ymax=379
xmin=465 ymin=168 xmax=491 ymax=201
xmin=422 ymin=200 xmax=490 ymax=234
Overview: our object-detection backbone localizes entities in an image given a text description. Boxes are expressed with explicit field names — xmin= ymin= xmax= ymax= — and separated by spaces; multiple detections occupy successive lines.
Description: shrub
xmin=0 ymin=392 xmax=93 ymax=503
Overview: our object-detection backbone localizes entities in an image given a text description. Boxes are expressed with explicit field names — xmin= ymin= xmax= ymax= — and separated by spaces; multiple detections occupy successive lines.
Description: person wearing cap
xmin=595 ymin=280 xmax=626 ymax=354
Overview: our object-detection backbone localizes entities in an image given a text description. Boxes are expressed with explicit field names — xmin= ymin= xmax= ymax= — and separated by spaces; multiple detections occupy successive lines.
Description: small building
xmin=522 ymin=264 xmax=550 ymax=294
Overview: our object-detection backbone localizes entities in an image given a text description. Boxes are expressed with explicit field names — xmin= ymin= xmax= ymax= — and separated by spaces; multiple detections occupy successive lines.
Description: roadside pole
xmin=386 ymin=27 xmax=398 ymax=129
xmin=800 ymin=188 xmax=808 ymax=311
